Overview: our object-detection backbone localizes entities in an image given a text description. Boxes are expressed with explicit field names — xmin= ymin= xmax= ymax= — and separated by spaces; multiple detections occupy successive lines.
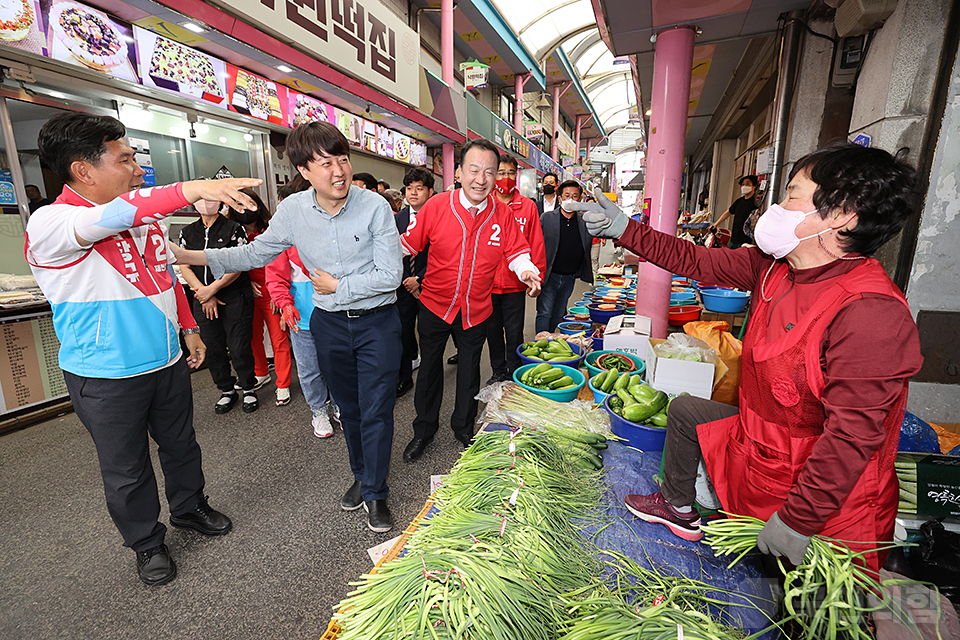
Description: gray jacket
xmin=540 ymin=209 xmax=593 ymax=284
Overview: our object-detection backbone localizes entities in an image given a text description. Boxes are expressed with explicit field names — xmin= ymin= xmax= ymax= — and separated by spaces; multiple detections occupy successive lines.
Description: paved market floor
xmin=0 ymin=262 xmax=613 ymax=640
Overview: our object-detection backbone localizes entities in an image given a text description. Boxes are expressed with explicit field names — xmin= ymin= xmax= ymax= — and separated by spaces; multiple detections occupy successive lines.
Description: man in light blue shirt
xmin=174 ymin=122 xmax=402 ymax=533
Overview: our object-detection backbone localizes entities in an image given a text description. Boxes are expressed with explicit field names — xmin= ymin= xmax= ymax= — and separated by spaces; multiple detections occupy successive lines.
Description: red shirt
xmin=617 ymin=219 xmax=923 ymax=531
xmin=401 ymin=190 xmax=531 ymax=328
xmin=492 ymin=191 xmax=546 ymax=294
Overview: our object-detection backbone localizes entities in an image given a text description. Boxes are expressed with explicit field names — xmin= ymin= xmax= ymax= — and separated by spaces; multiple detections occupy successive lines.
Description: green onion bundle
xmin=702 ymin=514 xmax=919 ymax=640
xmin=895 ymin=457 xmax=918 ymax=514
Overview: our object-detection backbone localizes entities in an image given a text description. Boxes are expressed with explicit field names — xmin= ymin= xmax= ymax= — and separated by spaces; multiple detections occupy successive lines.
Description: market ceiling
xmin=596 ymin=0 xmax=812 ymax=156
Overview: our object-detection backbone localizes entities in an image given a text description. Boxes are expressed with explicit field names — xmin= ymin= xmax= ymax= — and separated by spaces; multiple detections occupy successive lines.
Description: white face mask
xmin=753 ymin=203 xmax=829 ymax=259
xmin=741 ymin=185 xmax=753 ymax=196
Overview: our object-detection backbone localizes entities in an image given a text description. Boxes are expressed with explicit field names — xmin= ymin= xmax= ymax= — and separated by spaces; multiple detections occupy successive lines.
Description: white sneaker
xmin=276 ymin=387 xmax=291 ymax=406
xmin=313 ymin=409 xmax=333 ymax=438
xmin=253 ymin=374 xmax=272 ymax=390
xmin=412 ymin=356 xmax=421 ymax=370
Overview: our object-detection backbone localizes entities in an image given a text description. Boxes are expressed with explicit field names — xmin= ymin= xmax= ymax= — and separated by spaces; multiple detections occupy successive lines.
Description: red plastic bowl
xmin=668 ymin=304 xmax=701 ymax=326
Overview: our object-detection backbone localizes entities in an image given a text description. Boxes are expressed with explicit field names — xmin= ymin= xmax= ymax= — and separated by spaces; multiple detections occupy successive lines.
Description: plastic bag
xmin=651 ymin=333 xmax=715 ymax=363
xmin=476 ymin=382 xmax=611 ymax=435
xmin=684 ymin=321 xmax=742 ymax=406
xmin=909 ymin=518 xmax=960 ymax=604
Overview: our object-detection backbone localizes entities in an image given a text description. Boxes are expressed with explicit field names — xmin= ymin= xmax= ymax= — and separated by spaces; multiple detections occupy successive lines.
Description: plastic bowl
xmin=557 ymin=321 xmax=591 ymax=335
xmin=587 ymin=302 xmax=625 ymax=324
xmin=584 ymin=350 xmax=646 ymax=379
xmin=586 ymin=374 xmax=610 ymax=404
xmin=516 ymin=341 xmax=584 ymax=367
xmin=669 ymin=304 xmax=701 ymax=326
xmin=700 ymin=288 xmax=751 ymax=313
xmin=562 ymin=314 xmax=576 ymax=322
xmin=603 ymin=394 xmax=667 ymax=451
xmin=670 ymin=291 xmax=697 ymax=304
xmin=591 ymin=336 xmax=604 ymax=350
xmin=513 ymin=364 xmax=586 ymax=402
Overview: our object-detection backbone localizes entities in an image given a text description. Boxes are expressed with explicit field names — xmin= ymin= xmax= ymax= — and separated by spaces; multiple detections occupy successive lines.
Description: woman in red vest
xmin=567 ymin=143 xmax=922 ymax=575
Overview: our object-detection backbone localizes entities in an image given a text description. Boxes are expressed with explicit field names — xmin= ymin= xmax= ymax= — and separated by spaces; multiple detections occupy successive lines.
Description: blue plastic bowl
xmin=587 ymin=302 xmax=625 ymax=324
xmin=587 ymin=374 xmax=609 ymax=404
xmin=513 ymin=364 xmax=586 ymax=402
xmin=584 ymin=350 xmax=646 ymax=379
xmin=557 ymin=321 xmax=592 ymax=335
xmin=591 ymin=336 xmax=603 ymax=350
xmin=603 ymin=394 xmax=667 ymax=451
xmin=700 ymin=288 xmax=751 ymax=313
xmin=670 ymin=291 xmax=697 ymax=304
xmin=562 ymin=314 xmax=576 ymax=322
xmin=516 ymin=341 xmax=584 ymax=367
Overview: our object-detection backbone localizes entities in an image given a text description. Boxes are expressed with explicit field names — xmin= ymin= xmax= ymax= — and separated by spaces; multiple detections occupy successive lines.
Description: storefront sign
xmin=40 ymin=0 xmax=141 ymax=84
xmin=134 ymin=26 xmax=227 ymax=107
xmin=210 ymin=0 xmax=420 ymax=106
xmin=128 ymin=138 xmax=155 ymax=187
xmin=393 ymin=132 xmax=411 ymax=163
xmin=556 ymin=128 xmax=576 ymax=160
xmin=226 ymin=65 xmax=288 ymax=125
xmin=410 ymin=140 xmax=427 ymax=166
xmin=460 ymin=61 xmax=489 ymax=90
xmin=524 ymin=121 xmax=542 ymax=143
xmin=288 ymin=91 xmax=333 ymax=128
xmin=0 ymin=169 xmax=15 ymax=205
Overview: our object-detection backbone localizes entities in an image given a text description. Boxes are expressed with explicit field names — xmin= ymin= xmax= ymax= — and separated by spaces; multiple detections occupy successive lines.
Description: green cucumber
xmin=549 ymin=375 xmax=574 ymax=389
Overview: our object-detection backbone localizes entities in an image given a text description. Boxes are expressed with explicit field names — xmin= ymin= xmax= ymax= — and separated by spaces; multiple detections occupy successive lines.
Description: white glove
xmin=560 ymin=187 xmax=630 ymax=239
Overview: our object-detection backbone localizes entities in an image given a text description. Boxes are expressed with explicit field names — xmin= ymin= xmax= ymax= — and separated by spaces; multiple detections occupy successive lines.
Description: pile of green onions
xmin=489 ymin=383 xmax=610 ymax=435
xmin=702 ymin=514 xmax=922 ymax=640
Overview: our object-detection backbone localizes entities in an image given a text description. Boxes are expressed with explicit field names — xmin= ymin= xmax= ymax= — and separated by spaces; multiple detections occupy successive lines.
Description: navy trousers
xmin=310 ymin=305 xmax=401 ymax=501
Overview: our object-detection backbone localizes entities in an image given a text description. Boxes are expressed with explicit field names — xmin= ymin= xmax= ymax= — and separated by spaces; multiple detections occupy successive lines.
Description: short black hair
xmin=353 ymin=172 xmax=378 ymax=190
xmin=459 ymin=138 xmax=499 ymax=168
xmin=789 ymin=142 xmax=916 ymax=256
xmin=557 ymin=180 xmax=582 ymax=198
xmin=543 ymin=172 xmax=559 ymax=183
xmin=739 ymin=175 xmax=758 ymax=187
xmin=226 ymin=188 xmax=270 ymax=231
xmin=378 ymin=180 xmax=390 ymax=190
xmin=498 ymin=154 xmax=518 ymax=169
xmin=403 ymin=167 xmax=435 ymax=191
xmin=278 ymin=174 xmax=310 ymax=200
xmin=286 ymin=121 xmax=350 ymax=170
xmin=25 ymin=184 xmax=40 ymax=190
xmin=38 ymin=112 xmax=126 ymax=184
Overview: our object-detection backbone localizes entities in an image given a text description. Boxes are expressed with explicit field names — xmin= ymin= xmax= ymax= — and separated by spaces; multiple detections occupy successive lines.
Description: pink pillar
xmin=635 ymin=26 xmax=694 ymax=339
xmin=514 ymin=74 xmax=528 ymax=134
xmin=574 ymin=114 xmax=585 ymax=163
xmin=551 ymin=84 xmax=562 ymax=162
xmin=441 ymin=0 xmax=454 ymax=189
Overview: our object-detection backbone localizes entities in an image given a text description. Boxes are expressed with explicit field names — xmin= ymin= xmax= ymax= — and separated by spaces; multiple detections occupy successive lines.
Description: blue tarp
xmin=898 ymin=412 xmax=941 ymax=454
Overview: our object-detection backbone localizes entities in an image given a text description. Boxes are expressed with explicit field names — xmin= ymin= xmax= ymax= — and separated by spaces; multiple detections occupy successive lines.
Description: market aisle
xmin=0 ymin=286 xmax=592 ymax=640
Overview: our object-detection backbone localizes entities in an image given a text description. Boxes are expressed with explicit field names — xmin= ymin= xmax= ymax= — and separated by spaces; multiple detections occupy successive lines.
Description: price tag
xmin=430 ymin=475 xmax=446 ymax=494
xmin=366 ymin=535 xmax=402 ymax=565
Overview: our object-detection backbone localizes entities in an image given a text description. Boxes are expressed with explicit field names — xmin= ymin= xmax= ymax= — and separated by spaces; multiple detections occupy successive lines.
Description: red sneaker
xmin=624 ymin=492 xmax=703 ymax=542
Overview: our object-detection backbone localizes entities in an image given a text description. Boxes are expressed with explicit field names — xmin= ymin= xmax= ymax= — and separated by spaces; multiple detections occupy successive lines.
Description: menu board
xmin=377 ymin=126 xmax=393 ymax=159
xmin=227 ymin=64 xmax=288 ymax=125
xmin=134 ymin=25 xmax=227 ymax=106
xmin=410 ymin=140 xmax=427 ymax=167
xmin=361 ymin=119 xmax=377 ymax=154
xmin=393 ymin=132 xmax=410 ymax=164
xmin=0 ymin=0 xmax=44 ymax=56
xmin=333 ymin=108 xmax=363 ymax=147
xmin=0 ymin=314 xmax=67 ymax=414
xmin=40 ymin=0 xmax=140 ymax=83
xmin=288 ymin=91 xmax=332 ymax=127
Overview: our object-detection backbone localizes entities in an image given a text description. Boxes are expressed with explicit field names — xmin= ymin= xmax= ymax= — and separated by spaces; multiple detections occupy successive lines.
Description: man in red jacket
xmin=566 ymin=143 xmax=922 ymax=575
xmin=485 ymin=154 xmax=546 ymax=385
xmin=400 ymin=138 xmax=541 ymax=462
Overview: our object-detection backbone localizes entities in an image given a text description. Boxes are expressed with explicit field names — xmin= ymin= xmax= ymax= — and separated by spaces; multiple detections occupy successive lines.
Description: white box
xmin=603 ymin=315 xmax=652 ymax=362
xmin=647 ymin=337 xmax=728 ymax=400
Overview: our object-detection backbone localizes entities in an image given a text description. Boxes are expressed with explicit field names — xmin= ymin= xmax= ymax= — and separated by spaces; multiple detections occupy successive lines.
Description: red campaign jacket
xmin=698 ymin=260 xmax=910 ymax=573
xmin=492 ymin=191 xmax=546 ymax=294
xmin=400 ymin=190 xmax=532 ymax=328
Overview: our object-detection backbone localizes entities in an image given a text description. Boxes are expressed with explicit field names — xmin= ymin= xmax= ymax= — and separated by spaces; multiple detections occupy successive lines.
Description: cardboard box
xmin=647 ymin=336 xmax=728 ymax=399
xmin=603 ymin=315 xmax=652 ymax=362
xmin=897 ymin=452 xmax=960 ymax=519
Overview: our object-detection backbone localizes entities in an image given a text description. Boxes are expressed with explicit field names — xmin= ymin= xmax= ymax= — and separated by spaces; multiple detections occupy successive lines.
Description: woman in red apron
xmin=567 ymin=143 xmax=923 ymax=574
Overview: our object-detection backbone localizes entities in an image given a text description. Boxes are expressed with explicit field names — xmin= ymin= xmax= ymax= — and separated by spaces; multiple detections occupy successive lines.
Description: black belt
xmin=330 ymin=304 xmax=394 ymax=319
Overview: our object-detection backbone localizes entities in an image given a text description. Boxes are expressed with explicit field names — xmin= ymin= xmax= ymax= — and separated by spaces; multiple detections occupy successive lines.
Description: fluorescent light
xmin=219 ymin=136 xmax=228 ymax=144
xmin=243 ymin=133 xmax=254 ymax=142
xmin=48 ymin=91 xmax=66 ymax=99
xmin=277 ymin=65 xmax=293 ymax=73
xmin=181 ymin=22 xmax=205 ymax=34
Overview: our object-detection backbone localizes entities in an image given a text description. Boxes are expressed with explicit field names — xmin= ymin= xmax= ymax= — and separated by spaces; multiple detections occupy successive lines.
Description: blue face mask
xmin=753 ymin=204 xmax=828 ymax=259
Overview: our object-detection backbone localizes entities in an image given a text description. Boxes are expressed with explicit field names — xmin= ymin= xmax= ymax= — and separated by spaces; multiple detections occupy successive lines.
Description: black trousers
xmin=194 ymin=291 xmax=256 ymax=392
xmin=413 ymin=306 xmax=487 ymax=439
xmin=660 ymin=395 xmax=739 ymax=506
xmin=485 ymin=291 xmax=527 ymax=375
xmin=64 ymin=359 xmax=205 ymax=552
xmin=310 ymin=305 xmax=401 ymax=501
xmin=396 ymin=289 xmax=420 ymax=386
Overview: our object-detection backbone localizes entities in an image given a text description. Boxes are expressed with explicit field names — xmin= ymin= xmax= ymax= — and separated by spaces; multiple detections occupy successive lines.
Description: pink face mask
xmin=753 ymin=203 xmax=829 ymax=259
xmin=195 ymin=200 xmax=222 ymax=215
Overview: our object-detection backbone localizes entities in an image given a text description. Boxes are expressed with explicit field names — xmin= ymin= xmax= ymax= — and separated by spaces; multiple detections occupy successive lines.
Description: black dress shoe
xmin=454 ymin=430 xmax=474 ymax=448
xmin=447 ymin=354 xmax=458 ymax=365
xmin=170 ymin=495 xmax=233 ymax=536
xmin=136 ymin=544 xmax=177 ymax=586
xmin=214 ymin=391 xmax=237 ymax=414
xmin=485 ymin=371 xmax=510 ymax=386
xmin=341 ymin=480 xmax=363 ymax=511
xmin=396 ymin=379 xmax=414 ymax=397
xmin=363 ymin=500 xmax=393 ymax=533
xmin=403 ymin=436 xmax=433 ymax=462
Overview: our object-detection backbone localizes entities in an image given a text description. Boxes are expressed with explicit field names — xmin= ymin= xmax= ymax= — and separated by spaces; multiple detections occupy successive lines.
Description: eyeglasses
xmin=497 ymin=169 xmax=517 ymax=178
